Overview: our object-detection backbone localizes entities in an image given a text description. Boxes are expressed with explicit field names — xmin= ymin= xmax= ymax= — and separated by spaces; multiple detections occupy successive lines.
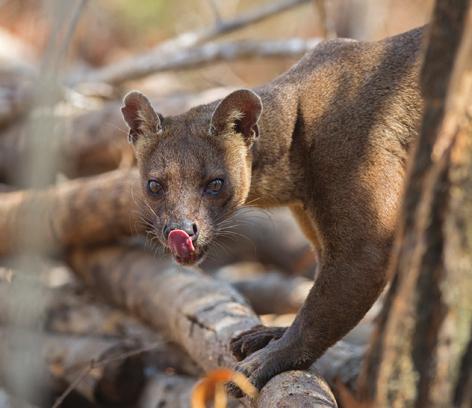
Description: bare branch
xmin=73 ymin=37 xmax=321 ymax=86
xmin=68 ymin=0 xmax=314 ymax=86
xmin=183 ymin=0 xmax=310 ymax=47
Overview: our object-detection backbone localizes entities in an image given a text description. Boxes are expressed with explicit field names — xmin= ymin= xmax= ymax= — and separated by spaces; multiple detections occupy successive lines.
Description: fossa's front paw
xmin=228 ymin=335 xmax=312 ymax=398
xmin=230 ymin=325 xmax=285 ymax=361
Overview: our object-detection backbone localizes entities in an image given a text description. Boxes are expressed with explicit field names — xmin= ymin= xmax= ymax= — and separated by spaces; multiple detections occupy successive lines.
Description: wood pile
xmin=0 ymin=1 xmax=363 ymax=406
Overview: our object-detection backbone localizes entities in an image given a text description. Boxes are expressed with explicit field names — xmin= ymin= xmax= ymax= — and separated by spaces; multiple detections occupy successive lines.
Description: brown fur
xmin=121 ymin=26 xmax=425 ymax=391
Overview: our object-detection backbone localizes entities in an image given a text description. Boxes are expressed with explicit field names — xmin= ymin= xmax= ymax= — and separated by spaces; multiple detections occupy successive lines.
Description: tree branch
xmin=68 ymin=0 xmax=311 ymax=85
xmin=185 ymin=0 xmax=310 ymax=47
xmin=71 ymin=38 xmax=321 ymax=86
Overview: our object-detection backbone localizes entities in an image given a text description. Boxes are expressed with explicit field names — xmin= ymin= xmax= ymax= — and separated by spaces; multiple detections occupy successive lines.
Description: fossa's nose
xmin=163 ymin=220 xmax=198 ymax=241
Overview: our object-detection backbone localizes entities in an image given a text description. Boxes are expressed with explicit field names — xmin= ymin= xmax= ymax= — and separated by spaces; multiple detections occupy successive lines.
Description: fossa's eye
xmin=147 ymin=180 xmax=163 ymax=196
xmin=204 ymin=179 xmax=224 ymax=196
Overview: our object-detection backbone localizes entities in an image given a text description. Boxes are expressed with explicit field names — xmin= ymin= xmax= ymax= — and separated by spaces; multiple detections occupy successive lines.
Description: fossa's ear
xmin=210 ymin=89 xmax=262 ymax=146
xmin=121 ymin=91 xmax=162 ymax=144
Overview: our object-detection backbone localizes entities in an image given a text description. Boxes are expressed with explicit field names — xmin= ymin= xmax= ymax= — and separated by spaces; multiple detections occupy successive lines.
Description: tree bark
xmin=357 ymin=1 xmax=472 ymax=407
xmin=67 ymin=244 xmax=338 ymax=407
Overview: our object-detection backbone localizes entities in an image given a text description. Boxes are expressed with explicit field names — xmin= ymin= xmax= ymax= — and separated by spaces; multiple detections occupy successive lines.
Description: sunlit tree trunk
xmin=357 ymin=1 xmax=472 ymax=407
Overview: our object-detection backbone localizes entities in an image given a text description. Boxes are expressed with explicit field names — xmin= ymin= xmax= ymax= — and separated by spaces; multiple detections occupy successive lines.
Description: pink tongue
xmin=168 ymin=229 xmax=195 ymax=260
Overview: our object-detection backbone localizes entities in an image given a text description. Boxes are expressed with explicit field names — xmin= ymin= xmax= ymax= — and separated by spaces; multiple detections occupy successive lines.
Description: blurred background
xmin=0 ymin=1 xmax=436 ymax=407
xmin=1 ymin=0 xmax=432 ymax=94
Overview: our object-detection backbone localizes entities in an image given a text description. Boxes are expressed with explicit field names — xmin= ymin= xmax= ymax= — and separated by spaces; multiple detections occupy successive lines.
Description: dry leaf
xmin=191 ymin=368 xmax=258 ymax=408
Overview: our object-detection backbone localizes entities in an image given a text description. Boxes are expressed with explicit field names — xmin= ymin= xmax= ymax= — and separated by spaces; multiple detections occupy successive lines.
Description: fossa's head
xmin=121 ymin=90 xmax=262 ymax=265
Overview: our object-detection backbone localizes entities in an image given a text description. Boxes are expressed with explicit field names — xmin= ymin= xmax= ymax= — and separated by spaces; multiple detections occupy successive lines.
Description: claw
xmin=230 ymin=325 xmax=286 ymax=360
xmin=230 ymin=333 xmax=313 ymax=397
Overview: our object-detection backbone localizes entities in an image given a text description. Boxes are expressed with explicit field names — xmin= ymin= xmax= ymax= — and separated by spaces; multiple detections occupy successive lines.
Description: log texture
xmin=0 ymin=328 xmax=146 ymax=407
xmin=0 ymin=168 xmax=140 ymax=255
xmin=68 ymin=244 xmax=337 ymax=407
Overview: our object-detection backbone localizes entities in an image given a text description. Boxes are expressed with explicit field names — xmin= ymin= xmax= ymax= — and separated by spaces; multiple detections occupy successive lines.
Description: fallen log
xmin=233 ymin=273 xmax=310 ymax=315
xmin=0 ymin=389 xmax=38 ymax=408
xmin=49 ymin=337 xmax=148 ymax=407
xmin=138 ymin=373 xmax=196 ymax=408
xmin=0 ymin=275 xmax=201 ymax=378
xmin=0 ymin=168 xmax=140 ymax=256
xmin=68 ymin=244 xmax=338 ymax=407
xmin=0 ymin=170 xmax=312 ymax=275
xmin=45 ymin=287 xmax=202 ymax=377
xmin=0 ymin=88 xmax=233 ymax=181
xmin=257 ymin=371 xmax=337 ymax=407
xmin=0 ymin=183 xmax=15 ymax=192
xmin=203 ymin=208 xmax=316 ymax=276
xmin=216 ymin=264 xmax=312 ymax=315
xmin=0 ymin=328 xmax=148 ymax=407
xmin=313 ymin=340 xmax=366 ymax=393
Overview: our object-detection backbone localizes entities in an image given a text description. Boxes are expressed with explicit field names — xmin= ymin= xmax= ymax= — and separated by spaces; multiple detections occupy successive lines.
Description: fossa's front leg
xmin=230 ymin=225 xmax=391 ymax=393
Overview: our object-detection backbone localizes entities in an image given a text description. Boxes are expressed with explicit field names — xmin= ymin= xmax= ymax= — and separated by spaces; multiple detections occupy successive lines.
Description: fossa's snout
xmin=163 ymin=220 xmax=199 ymax=241
xmin=163 ymin=220 xmax=199 ymax=265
